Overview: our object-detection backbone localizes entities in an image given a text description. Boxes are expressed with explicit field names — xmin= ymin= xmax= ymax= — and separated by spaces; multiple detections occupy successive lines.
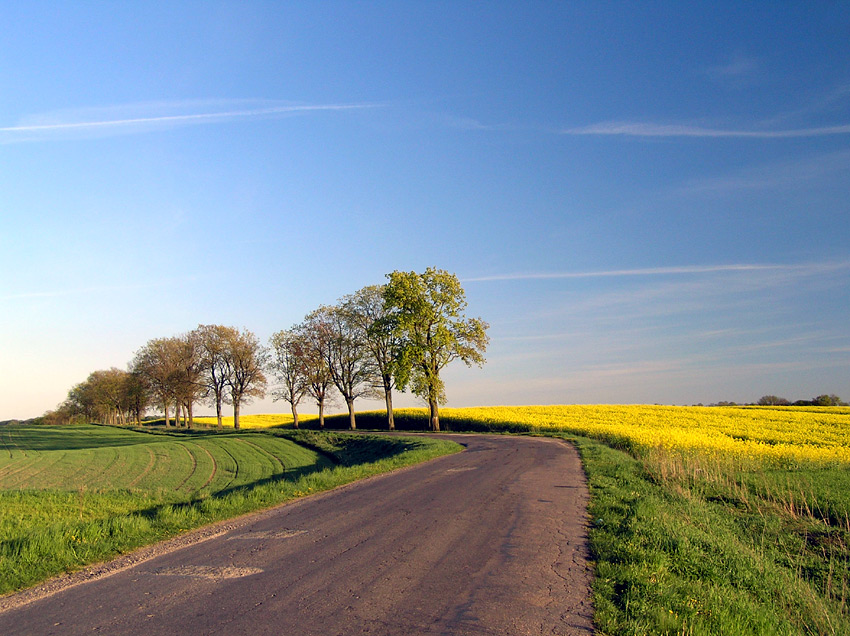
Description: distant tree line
xmin=40 ymin=268 xmax=489 ymax=432
xmin=702 ymin=394 xmax=847 ymax=407
xmin=756 ymin=394 xmax=846 ymax=407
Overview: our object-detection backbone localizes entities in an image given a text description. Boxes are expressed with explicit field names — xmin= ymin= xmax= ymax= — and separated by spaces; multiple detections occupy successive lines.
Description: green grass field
xmin=0 ymin=424 xmax=327 ymax=493
xmin=0 ymin=424 xmax=460 ymax=595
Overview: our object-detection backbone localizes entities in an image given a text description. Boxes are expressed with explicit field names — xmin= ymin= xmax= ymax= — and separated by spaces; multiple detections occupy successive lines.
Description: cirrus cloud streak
xmin=562 ymin=121 xmax=850 ymax=139
xmin=463 ymin=261 xmax=850 ymax=283
xmin=0 ymin=100 xmax=382 ymax=143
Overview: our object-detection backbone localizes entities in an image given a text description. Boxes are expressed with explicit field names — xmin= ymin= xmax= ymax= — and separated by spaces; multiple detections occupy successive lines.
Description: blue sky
xmin=2 ymin=2 xmax=849 ymax=419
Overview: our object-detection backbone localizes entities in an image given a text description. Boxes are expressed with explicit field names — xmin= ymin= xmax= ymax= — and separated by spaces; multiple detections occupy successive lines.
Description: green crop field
xmin=0 ymin=424 xmax=327 ymax=494
xmin=0 ymin=424 xmax=460 ymax=595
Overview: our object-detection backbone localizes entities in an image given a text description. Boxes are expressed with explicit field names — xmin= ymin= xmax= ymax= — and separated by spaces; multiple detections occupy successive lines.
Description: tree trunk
xmin=233 ymin=399 xmax=240 ymax=430
xmin=429 ymin=397 xmax=440 ymax=432
xmin=175 ymin=398 xmax=181 ymax=427
xmin=163 ymin=400 xmax=170 ymax=427
xmin=291 ymin=403 xmax=299 ymax=429
xmin=187 ymin=401 xmax=194 ymax=429
xmin=347 ymin=398 xmax=356 ymax=430
xmin=384 ymin=385 xmax=395 ymax=430
xmin=318 ymin=399 xmax=325 ymax=429
xmin=216 ymin=396 xmax=223 ymax=429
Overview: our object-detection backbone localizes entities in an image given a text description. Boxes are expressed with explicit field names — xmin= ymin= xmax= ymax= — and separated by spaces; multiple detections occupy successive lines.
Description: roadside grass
xmin=0 ymin=424 xmax=460 ymax=595
xmin=567 ymin=434 xmax=850 ymax=635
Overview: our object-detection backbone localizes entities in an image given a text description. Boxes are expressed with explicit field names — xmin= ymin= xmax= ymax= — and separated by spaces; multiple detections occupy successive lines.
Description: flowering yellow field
xmin=438 ymin=405 xmax=850 ymax=467
xmin=193 ymin=413 xmax=317 ymax=429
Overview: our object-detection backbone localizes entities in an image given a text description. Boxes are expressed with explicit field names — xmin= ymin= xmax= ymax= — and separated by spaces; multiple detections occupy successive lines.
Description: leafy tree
xmin=132 ymin=337 xmax=183 ymax=426
xmin=125 ymin=369 xmax=149 ymax=425
xmin=308 ymin=304 xmax=376 ymax=430
xmin=64 ymin=368 xmax=142 ymax=426
xmin=94 ymin=368 xmax=134 ymax=425
xmin=813 ymin=394 xmax=844 ymax=406
xmin=269 ymin=328 xmax=311 ymax=429
xmin=173 ymin=331 xmax=205 ymax=428
xmin=298 ymin=313 xmax=337 ymax=429
xmin=41 ymin=400 xmax=83 ymax=425
xmin=383 ymin=267 xmax=489 ymax=431
xmin=342 ymin=285 xmax=402 ymax=430
xmin=222 ymin=328 xmax=268 ymax=429
xmin=758 ymin=395 xmax=790 ymax=406
xmin=194 ymin=324 xmax=235 ymax=428
xmin=67 ymin=377 xmax=97 ymax=423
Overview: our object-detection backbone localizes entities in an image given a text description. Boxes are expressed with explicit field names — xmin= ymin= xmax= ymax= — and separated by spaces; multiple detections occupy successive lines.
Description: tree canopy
xmin=383 ymin=267 xmax=489 ymax=431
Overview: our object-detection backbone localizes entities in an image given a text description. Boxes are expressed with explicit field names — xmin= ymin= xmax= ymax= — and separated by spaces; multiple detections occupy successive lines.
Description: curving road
xmin=0 ymin=434 xmax=593 ymax=635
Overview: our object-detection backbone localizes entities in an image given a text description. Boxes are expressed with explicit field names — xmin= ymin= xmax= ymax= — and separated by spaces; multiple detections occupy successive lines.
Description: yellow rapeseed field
xmin=193 ymin=413 xmax=317 ymax=429
xmin=439 ymin=405 xmax=850 ymax=467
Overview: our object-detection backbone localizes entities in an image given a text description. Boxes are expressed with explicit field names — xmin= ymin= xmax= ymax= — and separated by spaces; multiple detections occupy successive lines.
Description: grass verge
xmin=558 ymin=433 xmax=850 ymax=636
xmin=0 ymin=428 xmax=460 ymax=596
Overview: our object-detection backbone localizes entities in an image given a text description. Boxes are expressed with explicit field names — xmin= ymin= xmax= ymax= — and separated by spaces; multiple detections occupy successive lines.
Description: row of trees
xmin=756 ymin=394 xmax=846 ymax=407
xmin=700 ymin=394 xmax=847 ymax=407
xmin=49 ymin=324 xmax=266 ymax=429
xmin=47 ymin=269 xmax=489 ymax=432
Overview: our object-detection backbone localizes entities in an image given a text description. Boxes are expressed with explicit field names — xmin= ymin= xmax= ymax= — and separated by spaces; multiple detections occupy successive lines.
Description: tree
xmin=384 ymin=267 xmax=489 ymax=431
xmin=269 ymin=328 xmax=310 ymax=428
xmin=342 ymin=285 xmax=401 ymax=430
xmin=309 ymin=304 xmax=376 ymax=430
xmin=67 ymin=377 xmax=97 ymax=423
xmin=813 ymin=394 xmax=844 ymax=406
xmin=171 ymin=331 xmax=206 ymax=428
xmin=64 ymin=368 xmax=143 ymax=426
xmin=125 ymin=369 xmax=149 ymax=425
xmin=93 ymin=368 xmax=134 ymax=425
xmin=298 ymin=313 xmax=337 ymax=429
xmin=222 ymin=328 xmax=268 ymax=429
xmin=194 ymin=324 xmax=235 ymax=428
xmin=42 ymin=400 xmax=83 ymax=426
xmin=758 ymin=395 xmax=789 ymax=406
xmin=132 ymin=337 xmax=183 ymax=426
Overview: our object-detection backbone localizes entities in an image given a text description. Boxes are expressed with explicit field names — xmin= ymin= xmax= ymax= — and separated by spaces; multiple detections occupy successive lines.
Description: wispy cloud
xmin=463 ymin=261 xmax=848 ymax=283
xmin=561 ymin=121 xmax=850 ymax=139
xmin=706 ymin=54 xmax=760 ymax=81
xmin=0 ymin=99 xmax=381 ymax=143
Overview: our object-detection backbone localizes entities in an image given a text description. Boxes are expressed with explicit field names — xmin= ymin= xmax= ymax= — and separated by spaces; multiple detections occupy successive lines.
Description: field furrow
xmin=173 ymin=443 xmax=198 ymax=492
xmin=238 ymin=437 xmax=286 ymax=475
xmin=196 ymin=443 xmax=218 ymax=491
xmin=127 ymin=446 xmax=156 ymax=488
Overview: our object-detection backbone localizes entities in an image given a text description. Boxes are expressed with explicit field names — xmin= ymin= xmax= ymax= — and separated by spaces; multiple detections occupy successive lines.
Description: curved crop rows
xmin=0 ymin=426 xmax=324 ymax=495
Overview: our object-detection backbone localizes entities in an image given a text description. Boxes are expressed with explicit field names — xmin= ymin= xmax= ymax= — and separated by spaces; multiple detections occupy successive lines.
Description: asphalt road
xmin=0 ymin=434 xmax=593 ymax=635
